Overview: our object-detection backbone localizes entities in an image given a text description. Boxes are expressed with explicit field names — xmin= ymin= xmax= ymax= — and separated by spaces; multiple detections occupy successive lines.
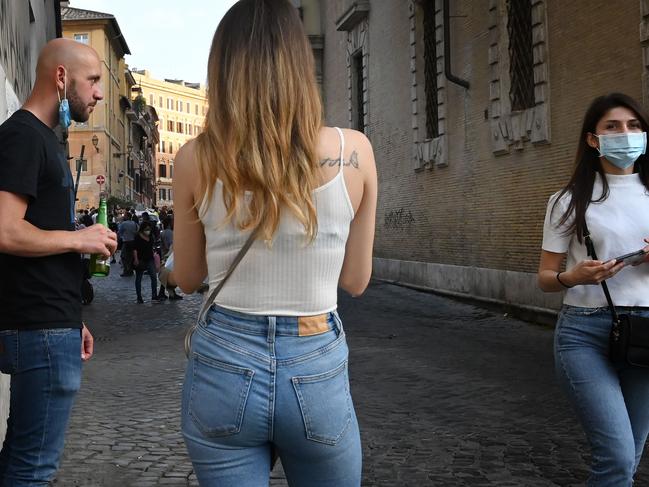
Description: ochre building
xmin=131 ymin=70 xmax=207 ymax=208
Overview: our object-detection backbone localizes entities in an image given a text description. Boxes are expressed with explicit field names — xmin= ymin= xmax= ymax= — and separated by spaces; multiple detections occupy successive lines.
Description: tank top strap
xmin=334 ymin=127 xmax=345 ymax=175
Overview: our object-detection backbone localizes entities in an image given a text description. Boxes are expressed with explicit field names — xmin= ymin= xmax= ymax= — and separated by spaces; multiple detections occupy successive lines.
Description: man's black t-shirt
xmin=0 ymin=110 xmax=81 ymax=330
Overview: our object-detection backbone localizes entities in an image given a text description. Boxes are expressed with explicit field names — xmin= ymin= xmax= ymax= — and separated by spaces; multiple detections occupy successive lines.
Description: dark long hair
xmin=553 ymin=93 xmax=649 ymax=242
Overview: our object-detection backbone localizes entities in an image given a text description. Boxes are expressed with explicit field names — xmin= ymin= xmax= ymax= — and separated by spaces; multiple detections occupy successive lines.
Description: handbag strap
xmin=196 ymin=227 xmax=259 ymax=323
xmin=583 ymin=222 xmax=620 ymax=322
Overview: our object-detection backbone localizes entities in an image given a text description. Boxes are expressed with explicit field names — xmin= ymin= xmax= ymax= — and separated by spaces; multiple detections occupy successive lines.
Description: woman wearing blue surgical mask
xmin=538 ymin=93 xmax=649 ymax=486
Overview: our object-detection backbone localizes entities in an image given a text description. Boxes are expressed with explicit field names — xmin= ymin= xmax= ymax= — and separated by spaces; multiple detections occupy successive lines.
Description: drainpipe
xmin=443 ymin=0 xmax=470 ymax=89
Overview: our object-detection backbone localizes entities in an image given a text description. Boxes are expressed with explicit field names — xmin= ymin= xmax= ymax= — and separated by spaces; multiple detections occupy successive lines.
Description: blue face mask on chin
xmin=596 ymin=132 xmax=647 ymax=169
xmin=57 ymin=74 xmax=71 ymax=129
xmin=59 ymin=98 xmax=71 ymax=129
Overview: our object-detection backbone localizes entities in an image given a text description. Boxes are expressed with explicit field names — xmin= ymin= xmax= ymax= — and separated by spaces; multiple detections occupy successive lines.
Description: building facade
xmin=316 ymin=0 xmax=649 ymax=316
xmin=61 ymin=6 xmax=158 ymax=209
xmin=131 ymin=70 xmax=207 ymax=208
xmin=0 ymin=0 xmax=61 ymax=442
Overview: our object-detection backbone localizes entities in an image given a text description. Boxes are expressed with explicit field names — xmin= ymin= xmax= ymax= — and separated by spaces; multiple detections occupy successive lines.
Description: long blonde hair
xmin=196 ymin=0 xmax=323 ymax=242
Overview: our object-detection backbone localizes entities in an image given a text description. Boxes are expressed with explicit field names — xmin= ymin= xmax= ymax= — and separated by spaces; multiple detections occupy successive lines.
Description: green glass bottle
xmin=89 ymin=197 xmax=110 ymax=277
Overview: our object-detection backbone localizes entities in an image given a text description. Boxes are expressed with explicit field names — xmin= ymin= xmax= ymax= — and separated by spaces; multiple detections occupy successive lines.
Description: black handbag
xmin=583 ymin=225 xmax=649 ymax=367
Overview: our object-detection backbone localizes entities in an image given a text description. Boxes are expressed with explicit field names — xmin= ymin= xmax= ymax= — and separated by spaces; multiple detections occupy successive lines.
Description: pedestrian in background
xmin=157 ymin=217 xmax=175 ymax=300
xmin=160 ymin=216 xmax=173 ymax=258
xmin=538 ymin=92 xmax=649 ymax=485
xmin=172 ymin=1 xmax=377 ymax=485
xmin=133 ymin=221 xmax=160 ymax=304
xmin=108 ymin=219 xmax=118 ymax=263
xmin=81 ymin=209 xmax=93 ymax=227
xmin=118 ymin=213 xmax=138 ymax=276
xmin=158 ymin=246 xmax=183 ymax=301
xmin=0 ymin=38 xmax=116 ymax=485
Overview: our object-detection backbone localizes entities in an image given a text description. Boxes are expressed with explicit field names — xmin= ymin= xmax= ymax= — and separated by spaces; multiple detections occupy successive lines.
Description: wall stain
xmin=384 ymin=208 xmax=415 ymax=231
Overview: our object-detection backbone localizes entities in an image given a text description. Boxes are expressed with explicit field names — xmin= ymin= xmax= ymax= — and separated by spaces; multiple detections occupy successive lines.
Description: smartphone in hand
xmin=611 ymin=249 xmax=649 ymax=266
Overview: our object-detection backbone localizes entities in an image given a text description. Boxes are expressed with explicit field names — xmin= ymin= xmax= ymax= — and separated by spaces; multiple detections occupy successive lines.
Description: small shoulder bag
xmin=184 ymin=228 xmax=258 ymax=357
xmin=583 ymin=224 xmax=649 ymax=367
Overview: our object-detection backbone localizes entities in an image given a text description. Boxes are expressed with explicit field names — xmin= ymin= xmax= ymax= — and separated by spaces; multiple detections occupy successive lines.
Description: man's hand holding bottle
xmin=73 ymin=224 xmax=117 ymax=258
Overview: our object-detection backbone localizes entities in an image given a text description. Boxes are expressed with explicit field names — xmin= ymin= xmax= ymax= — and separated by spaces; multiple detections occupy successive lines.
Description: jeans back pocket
xmin=188 ymin=353 xmax=254 ymax=438
xmin=292 ymin=360 xmax=352 ymax=445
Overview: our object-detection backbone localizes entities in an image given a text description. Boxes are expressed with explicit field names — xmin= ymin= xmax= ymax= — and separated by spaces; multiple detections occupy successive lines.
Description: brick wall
xmin=321 ymin=0 xmax=643 ymax=311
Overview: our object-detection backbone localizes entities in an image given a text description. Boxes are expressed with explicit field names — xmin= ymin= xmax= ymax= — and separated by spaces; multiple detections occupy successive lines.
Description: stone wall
xmin=320 ymin=0 xmax=644 ymax=314
xmin=0 ymin=0 xmax=59 ymax=440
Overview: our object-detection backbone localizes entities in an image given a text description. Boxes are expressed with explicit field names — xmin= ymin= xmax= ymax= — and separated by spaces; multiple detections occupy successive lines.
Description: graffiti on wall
xmin=0 ymin=0 xmax=33 ymax=103
xmin=384 ymin=208 xmax=415 ymax=231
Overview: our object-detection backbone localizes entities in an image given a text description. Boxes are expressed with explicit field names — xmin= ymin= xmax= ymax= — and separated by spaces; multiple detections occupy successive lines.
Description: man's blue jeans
xmin=555 ymin=305 xmax=649 ymax=486
xmin=0 ymin=328 xmax=81 ymax=486
xmin=182 ymin=305 xmax=362 ymax=487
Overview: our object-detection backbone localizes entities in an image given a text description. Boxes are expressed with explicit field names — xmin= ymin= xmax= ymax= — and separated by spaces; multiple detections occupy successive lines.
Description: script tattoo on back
xmin=319 ymin=150 xmax=360 ymax=169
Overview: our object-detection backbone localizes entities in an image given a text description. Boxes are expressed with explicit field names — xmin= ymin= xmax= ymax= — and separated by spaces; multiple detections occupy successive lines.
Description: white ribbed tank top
xmin=200 ymin=127 xmax=355 ymax=316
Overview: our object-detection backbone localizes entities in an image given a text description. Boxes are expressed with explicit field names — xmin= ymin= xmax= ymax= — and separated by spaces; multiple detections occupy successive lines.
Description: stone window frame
xmin=410 ymin=0 xmax=447 ymax=171
xmin=488 ymin=0 xmax=550 ymax=155
xmin=641 ymin=0 xmax=649 ymax=103
xmin=336 ymin=1 xmax=370 ymax=134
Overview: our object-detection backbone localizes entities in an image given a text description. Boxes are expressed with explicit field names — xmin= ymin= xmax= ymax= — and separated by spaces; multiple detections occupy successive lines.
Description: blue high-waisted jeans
xmin=555 ymin=305 xmax=649 ymax=486
xmin=181 ymin=305 xmax=362 ymax=487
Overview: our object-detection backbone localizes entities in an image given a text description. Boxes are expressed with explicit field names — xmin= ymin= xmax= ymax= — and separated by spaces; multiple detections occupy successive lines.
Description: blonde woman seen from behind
xmin=171 ymin=1 xmax=377 ymax=486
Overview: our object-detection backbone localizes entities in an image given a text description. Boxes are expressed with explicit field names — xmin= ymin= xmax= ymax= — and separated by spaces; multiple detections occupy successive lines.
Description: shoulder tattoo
xmin=319 ymin=150 xmax=360 ymax=169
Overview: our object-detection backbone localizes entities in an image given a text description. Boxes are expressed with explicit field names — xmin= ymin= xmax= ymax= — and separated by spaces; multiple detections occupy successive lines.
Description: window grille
xmin=507 ymin=0 xmax=535 ymax=111
xmin=423 ymin=0 xmax=439 ymax=139
xmin=352 ymin=53 xmax=364 ymax=132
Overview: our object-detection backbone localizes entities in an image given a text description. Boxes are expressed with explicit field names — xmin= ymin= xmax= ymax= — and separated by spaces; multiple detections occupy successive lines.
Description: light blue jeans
xmin=555 ymin=305 xmax=649 ymax=486
xmin=181 ymin=305 xmax=362 ymax=487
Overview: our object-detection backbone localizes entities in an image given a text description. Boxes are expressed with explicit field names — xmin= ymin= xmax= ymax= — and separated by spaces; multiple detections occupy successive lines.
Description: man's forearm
xmin=0 ymin=219 xmax=78 ymax=257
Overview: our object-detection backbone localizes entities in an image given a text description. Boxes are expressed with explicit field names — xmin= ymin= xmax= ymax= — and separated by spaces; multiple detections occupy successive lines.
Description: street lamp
xmin=138 ymin=160 xmax=146 ymax=204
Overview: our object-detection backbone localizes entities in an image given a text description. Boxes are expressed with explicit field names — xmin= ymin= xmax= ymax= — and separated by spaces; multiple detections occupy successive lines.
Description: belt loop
xmin=332 ymin=311 xmax=342 ymax=334
xmin=268 ymin=316 xmax=277 ymax=344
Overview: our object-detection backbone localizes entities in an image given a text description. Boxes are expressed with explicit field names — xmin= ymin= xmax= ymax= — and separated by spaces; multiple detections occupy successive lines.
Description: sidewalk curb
xmin=373 ymin=278 xmax=558 ymax=328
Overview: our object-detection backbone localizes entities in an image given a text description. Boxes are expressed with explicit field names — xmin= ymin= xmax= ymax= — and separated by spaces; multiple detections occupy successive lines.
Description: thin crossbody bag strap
xmin=184 ymin=227 xmax=259 ymax=356
xmin=582 ymin=222 xmax=620 ymax=323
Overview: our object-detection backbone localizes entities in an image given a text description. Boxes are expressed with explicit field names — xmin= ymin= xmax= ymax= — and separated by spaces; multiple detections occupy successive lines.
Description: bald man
xmin=0 ymin=38 xmax=117 ymax=485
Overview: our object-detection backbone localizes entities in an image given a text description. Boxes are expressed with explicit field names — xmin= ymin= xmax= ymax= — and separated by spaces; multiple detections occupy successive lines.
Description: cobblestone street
xmin=52 ymin=266 xmax=649 ymax=486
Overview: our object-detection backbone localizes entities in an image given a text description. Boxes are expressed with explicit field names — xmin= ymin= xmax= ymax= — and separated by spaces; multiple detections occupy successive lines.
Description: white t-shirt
xmin=542 ymin=172 xmax=649 ymax=307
